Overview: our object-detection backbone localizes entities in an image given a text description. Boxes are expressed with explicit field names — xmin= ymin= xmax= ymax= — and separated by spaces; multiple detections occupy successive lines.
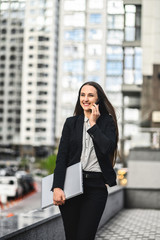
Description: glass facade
xmin=124 ymin=5 xmax=141 ymax=42
xmin=122 ymin=3 xmax=142 ymax=156
xmin=105 ymin=0 xmax=124 ymax=157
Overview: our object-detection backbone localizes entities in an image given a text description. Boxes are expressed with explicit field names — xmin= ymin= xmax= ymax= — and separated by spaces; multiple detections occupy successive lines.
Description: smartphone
xmin=95 ymin=100 xmax=100 ymax=105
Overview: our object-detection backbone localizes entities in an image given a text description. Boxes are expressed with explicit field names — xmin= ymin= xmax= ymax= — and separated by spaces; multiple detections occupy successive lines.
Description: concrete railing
xmin=0 ymin=186 xmax=124 ymax=240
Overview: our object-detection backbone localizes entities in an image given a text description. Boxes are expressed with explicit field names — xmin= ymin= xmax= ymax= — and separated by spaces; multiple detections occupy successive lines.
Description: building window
xmin=0 ymin=73 xmax=5 ymax=78
xmin=0 ymin=55 xmax=6 ymax=60
xmin=108 ymin=15 xmax=124 ymax=30
xmin=35 ymin=128 xmax=46 ymax=132
xmin=62 ymin=75 xmax=83 ymax=89
xmin=89 ymin=0 xmax=103 ymax=9
xmin=11 ymin=29 xmax=16 ymax=34
xmin=10 ymin=73 xmax=15 ymax=77
xmin=64 ymin=29 xmax=84 ymax=42
xmin=88 ymin=29 xmax=103 ymax=40
xmin=87 ymin=76 xmax=100 ymax=83
xmin=106 ymin=76 xmax=122 ymax=91
xmin=10 ymin=46 xmax=16 ymax=52
xmin=1 ymin=46 xmax=6 ymax=51
xmin=38 ymin=91 xmax=47 ymax=95
xmin=106 ymin=61 xmax=122 ymax=75
xmin=36 ymin=109 xmax=47 ymax=113
xmin=64 ymin=13 xmax=85 ymax=27
xmin=7 ymin=118 xmax=13 ymax=123
xmin=87 ymin=60 xmax=101 ymax=72
xmin=107 ymin=30 xmax=124 ymax=44
xmin=63 ymin=60 xmax=84 ymax=74
xmin=7 ymin=135 xmax=12 ymax=140
xmin=64 ymin=0 xmax=85 ymax=11
xmin=35 ymin=119 xmax=46 ymax=123
xmin=88 ymin=44 xmax=102 ymax=56
xmin=9 ymin=64 xmax=15 ymax=69
xmin=36 ymin=100 xmax=47 ymax=105
xmin=107 ymin=46 xmax=123 ymax=60
xmin=108 ymin=1 xmax=124 ymax=14
xmin=10 ymin=55 xmax=16 ymax=60
xmin=37 ymin=81 xmax=48 ymax=86
xmin=89 ymin=14 xmax=102 ymax=24
xmin=1 ymin=29 xmax=7 ymax=34
xmin=124 ymin=5 xmax=141 ymax=42
xmin=124 ymin=47 xmax=142 ymax=84
xmin=64 ymin=45 xmax=84 ymax=58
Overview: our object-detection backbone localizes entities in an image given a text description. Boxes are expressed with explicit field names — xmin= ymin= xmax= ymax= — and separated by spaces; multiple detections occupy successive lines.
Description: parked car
xmin=0 ymin=176 xmax=23 ymax=201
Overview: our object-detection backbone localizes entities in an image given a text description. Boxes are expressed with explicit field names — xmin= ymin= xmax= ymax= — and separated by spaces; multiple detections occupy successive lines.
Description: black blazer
xmin=51 ymin=113 xmax=117 ymax=191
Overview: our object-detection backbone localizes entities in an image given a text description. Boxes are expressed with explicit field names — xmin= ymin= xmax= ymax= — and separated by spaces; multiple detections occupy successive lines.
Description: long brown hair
xmin=74 ymin=81 xmax=119 ymax=167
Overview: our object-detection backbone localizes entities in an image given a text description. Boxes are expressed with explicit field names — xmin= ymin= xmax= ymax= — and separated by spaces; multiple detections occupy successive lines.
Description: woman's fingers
xmin=91 ymin=104 xmax=100 ymax=117
xmin=53 ymin=188 xmax=66 ymax=205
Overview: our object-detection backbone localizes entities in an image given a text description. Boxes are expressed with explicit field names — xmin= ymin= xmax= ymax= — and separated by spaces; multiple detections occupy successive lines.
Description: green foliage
xmin=40 ymin=154 xmax=57 ymax=175
xmin=19 ymin=158 xmax=29 ymax=171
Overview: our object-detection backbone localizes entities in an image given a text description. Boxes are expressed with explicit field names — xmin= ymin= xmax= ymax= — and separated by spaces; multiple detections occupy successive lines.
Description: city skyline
xmin=0 ymin=0 xmax=160 ymax=158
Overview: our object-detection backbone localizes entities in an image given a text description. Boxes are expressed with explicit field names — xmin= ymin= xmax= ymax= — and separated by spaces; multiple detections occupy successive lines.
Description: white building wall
xmin=142 ymin=0 xmax=160 ymax=75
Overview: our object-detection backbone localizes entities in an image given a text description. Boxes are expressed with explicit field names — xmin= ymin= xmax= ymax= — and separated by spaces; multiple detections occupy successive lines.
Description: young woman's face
xmin=80 ymin=85 xmax=98 ymax=112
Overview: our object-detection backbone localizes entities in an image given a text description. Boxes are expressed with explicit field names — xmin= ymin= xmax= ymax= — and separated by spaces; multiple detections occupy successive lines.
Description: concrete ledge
xmin=1 ymin=214 xmax=65 ymax=240
xmin=124 ymin=188 xmax=160 ymax=209
xmin=99 ymin=186 xmax=124 ymax=227
xmin=1 ymin=186 xmax=124 ymax=240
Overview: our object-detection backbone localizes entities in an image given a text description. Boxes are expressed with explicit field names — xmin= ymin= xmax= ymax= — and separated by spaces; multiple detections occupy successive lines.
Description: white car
xmin=0 ymin=176 xmax=23 ymax=201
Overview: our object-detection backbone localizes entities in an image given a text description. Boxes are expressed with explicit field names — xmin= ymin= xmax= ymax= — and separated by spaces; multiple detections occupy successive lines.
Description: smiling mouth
xmin=83 ymin=103 xmax=90 ymax=106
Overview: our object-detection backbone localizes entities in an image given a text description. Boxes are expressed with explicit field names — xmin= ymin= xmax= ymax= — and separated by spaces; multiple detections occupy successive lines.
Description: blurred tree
xmin=19 ymin=158 xmax=29 ymax=171
xmin=40 ymin=154 xmax=57 ymax=175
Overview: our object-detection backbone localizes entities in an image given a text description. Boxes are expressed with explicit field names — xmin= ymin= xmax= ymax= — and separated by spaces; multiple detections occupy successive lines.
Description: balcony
xmin=122 ymin=83 xmax=142 ymax=96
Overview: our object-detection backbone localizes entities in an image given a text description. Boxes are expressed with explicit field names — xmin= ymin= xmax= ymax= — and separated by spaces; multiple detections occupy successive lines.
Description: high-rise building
xmin=1 ymin=0 xmax=158 ymax=159
xmin=0 ymin=0 xmax=25 ymax=147
xmin=56 ymin=0 xmax=108 ymax=138
xmin=0 ymin=0 xmax=59 ymax=157
xmin=106 ymin=0 xmax=124 ymax=152
xmin=121 ymin=0 xmax=142 ymax=157
xmin=141 ymin=0 xmax=160 ymax=129
xmin=56 ymin=0 xmax=124 ymax=141
xmin=56 ymin=0 xmax=143 ymax=158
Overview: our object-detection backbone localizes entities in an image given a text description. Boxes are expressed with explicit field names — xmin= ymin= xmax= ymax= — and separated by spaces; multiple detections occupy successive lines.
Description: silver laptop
xmin=41 ymin=162 xmax=83 ymax=209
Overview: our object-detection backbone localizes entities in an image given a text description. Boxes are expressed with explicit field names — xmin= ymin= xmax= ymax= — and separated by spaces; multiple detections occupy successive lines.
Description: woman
xmin=51 ymin=81 xmax=119 ymax=240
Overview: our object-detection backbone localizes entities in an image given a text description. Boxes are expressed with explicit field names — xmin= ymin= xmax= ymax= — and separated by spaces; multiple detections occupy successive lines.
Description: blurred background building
xmin=0 ymin=0 xmax=59 ymax=157
xmin=0 ymin=0 xmax=160 ymax=161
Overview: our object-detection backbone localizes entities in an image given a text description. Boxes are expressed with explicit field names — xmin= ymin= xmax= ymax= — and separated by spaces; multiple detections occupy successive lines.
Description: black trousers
xmin=59 ymin=176 xmax=108 ymax=240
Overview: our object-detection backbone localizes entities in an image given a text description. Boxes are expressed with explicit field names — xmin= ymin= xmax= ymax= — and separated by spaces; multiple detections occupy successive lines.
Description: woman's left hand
xmin=89 ymin=103 xmax=100 ymax=127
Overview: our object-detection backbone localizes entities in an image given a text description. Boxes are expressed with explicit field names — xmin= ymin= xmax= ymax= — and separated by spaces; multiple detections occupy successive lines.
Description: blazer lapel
xmin=76 ymin=114 xmax=84 ymax=157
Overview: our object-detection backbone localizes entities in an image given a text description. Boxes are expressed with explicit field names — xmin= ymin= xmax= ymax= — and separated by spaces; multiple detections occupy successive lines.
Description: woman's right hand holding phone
xmin=89 ymin=102 xmax=100 ymax=127
xmin=53 ymin=188 xmax=66 ymax=206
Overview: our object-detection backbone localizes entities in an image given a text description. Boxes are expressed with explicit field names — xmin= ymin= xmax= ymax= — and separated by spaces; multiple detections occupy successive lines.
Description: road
xmin=0 ymin=177 xmax=43 ymax=217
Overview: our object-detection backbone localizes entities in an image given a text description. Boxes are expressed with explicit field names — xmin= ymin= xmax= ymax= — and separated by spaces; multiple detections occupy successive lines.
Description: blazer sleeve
xmin=51 ymin=118 xmax=70 ymax=191
xmin=87 ymin=115 xmax=116 ymax=156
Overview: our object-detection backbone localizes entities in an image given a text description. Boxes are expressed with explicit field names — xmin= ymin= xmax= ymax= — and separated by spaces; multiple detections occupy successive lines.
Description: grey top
xmin=80 ymin=116 xmax=101 ymax=172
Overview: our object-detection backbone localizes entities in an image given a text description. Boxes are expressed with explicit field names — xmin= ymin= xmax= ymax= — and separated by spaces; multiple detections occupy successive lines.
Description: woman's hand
xmin=53 ymin=188 xmax=66 ymax=206
xmin=89 ymin=103 xmax=100 ymax=127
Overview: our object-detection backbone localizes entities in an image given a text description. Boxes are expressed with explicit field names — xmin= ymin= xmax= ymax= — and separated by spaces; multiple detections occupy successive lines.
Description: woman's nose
xmin=84 ymin=96 xmax=88 ymax=101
